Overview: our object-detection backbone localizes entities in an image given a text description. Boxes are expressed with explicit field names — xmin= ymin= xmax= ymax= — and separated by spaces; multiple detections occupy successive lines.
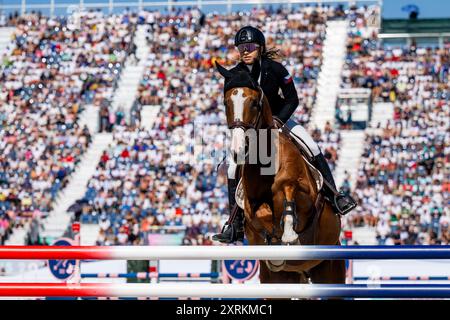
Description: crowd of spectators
xmin=340 ymin=7 xmax=449 ymax=245
xmin=73 ymin=5 xmax=347 ymax=245
xmin=0 ymin=11 xmax=136 ymax=244
xmin=311 ymin=121 xmax=342 ymax=173
xmin=3 ymin=4 xmax=447 ymax=247
xmin=79 ymin=126 xmax=227 ymax=246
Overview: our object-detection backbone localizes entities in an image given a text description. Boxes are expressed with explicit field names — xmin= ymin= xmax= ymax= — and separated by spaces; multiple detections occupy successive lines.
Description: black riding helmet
xmin=234 ymin=26 xmax=266 ymax=53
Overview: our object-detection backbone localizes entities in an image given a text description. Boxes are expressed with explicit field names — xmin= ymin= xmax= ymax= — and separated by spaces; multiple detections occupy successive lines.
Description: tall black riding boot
xmin=212 ymin=178 xmax=245 ymax=243
xmin=311 ymin=153 xmax=357 ymax=215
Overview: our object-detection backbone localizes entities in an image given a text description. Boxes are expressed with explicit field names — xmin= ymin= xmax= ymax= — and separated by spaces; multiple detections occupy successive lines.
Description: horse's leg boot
xmin=280 ymin=185 xmax=299 ymax=245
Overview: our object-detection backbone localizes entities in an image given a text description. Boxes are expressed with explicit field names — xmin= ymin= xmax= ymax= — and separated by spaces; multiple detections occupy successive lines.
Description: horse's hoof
xmin=265 ymin=260 xmax=286 ymax=272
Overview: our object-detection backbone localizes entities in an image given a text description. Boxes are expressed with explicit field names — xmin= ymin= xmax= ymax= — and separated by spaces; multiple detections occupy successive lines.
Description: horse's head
xmin=215 ymin=61 xmax=273 ymax=163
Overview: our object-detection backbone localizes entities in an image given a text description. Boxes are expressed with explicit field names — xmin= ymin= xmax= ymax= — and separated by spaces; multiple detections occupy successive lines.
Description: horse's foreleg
xmin=254 ymin=203 xmax=273 ymax=231
xmin=281 ymin=184 xmax=299 ymax=245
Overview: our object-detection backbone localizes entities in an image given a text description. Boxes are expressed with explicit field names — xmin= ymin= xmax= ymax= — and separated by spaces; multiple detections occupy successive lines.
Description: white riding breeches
xmin=284 ymin=119 xmax=321 ymax=159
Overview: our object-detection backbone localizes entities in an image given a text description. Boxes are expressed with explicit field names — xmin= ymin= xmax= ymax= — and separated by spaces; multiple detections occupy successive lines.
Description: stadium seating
xmin=0 ymin=5 xmax=448 ymax=246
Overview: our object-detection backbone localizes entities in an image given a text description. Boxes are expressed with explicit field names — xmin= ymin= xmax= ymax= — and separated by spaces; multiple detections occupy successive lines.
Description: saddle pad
xmin=299 ymin=153 xmax=324 ymax=193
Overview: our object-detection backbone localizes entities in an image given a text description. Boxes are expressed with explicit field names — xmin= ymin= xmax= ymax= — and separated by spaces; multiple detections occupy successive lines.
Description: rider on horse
xmin=212 ymin=26 xmax=357 ymax=244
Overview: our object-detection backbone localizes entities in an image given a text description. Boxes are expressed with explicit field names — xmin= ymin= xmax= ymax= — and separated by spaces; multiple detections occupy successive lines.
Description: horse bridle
xmin=227 ymin=86 xmax=266 ymax=131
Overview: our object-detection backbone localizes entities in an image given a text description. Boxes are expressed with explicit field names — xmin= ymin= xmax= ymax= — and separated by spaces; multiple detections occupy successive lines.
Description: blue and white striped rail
xmin=354 ymin=276 xmax=450 ymax=281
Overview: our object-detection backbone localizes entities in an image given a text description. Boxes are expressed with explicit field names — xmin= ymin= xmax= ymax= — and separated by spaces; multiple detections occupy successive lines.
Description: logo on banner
xmin=48 ymin=238 xmax=76 ymax=281
xmin=223 ymin=259 xmax=259 ymax=281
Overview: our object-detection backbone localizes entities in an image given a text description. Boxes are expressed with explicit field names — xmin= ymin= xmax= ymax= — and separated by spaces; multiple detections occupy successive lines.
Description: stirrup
xmin=333 ymin=192 xmax=357 ymax=215
xmin=212 ymin=222 xmax=244 ymax=244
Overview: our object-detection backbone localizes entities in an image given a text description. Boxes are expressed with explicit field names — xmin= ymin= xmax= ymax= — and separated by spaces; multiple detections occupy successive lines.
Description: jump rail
xmin=81 ymin=272 xmax=220 ymax=279
xmin=1 ymin=283 xmax=450 ymax=298
xmin=354 ymin=276 xmax=450 ymax=281
xmin=1 ymin=245 xmax=450 ymax=260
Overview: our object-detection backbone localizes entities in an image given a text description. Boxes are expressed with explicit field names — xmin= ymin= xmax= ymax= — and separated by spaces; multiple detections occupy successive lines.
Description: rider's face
xmin=239 ymin=44 xmax=260 ymax=65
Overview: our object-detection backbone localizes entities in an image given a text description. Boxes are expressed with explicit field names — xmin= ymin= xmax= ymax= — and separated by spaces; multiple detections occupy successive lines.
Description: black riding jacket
xmin=229 ymin=56 xmax=299 ymax=123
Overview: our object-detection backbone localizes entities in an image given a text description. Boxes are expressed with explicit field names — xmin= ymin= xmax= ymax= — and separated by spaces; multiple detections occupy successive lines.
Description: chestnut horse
xmin=216 ymin=62 xmax=345 ymax=286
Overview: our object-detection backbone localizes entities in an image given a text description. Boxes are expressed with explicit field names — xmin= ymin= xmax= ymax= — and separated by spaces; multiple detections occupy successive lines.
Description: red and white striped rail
xmin=1 ymin=245 xmax=450 ymax=260
xmin=1 ymin=283 xmax=450 ymax=298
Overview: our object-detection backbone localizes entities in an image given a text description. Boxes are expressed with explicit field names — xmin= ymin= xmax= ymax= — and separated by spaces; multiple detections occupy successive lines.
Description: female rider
xmin=213 ymin=26 xmax=357 ymax=243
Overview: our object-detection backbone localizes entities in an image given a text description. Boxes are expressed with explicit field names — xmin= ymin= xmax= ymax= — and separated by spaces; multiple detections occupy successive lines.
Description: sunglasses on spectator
xmin=237 ymin=43 xmax=260 ymax=54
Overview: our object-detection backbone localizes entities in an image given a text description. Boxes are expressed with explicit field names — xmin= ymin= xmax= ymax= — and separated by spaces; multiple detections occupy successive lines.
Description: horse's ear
xmin=215 ymin=61 xmax=233 ymax=79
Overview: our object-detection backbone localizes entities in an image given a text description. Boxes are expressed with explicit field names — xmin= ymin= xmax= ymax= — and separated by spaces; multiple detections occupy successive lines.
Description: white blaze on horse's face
xmin=230 ymin=88 xmax=248 ymax=163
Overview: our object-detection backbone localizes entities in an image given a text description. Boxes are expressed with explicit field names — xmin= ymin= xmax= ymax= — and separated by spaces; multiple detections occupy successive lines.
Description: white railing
xmin=1 ymin=0 xmax=382 ymax=17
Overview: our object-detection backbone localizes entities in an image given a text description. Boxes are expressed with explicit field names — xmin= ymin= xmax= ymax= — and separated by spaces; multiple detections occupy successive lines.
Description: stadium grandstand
xmin=0 ymin=0 xmax=448 ymax=269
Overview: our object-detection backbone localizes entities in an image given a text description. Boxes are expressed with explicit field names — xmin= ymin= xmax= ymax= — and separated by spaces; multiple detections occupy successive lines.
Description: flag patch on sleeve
xmin=283 ymin=74 xmax=293 ymax=84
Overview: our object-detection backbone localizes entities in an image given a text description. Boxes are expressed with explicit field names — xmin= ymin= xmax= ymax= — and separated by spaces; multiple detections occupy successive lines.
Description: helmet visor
xmin=237 ymin=43 xmax=260 ymax=54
